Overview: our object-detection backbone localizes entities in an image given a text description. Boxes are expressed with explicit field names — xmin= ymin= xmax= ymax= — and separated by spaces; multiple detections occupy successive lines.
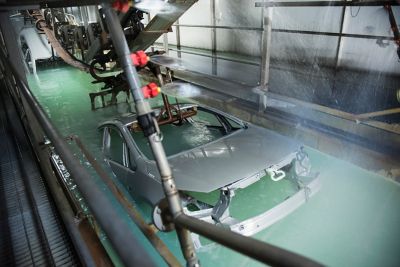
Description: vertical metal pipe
xmin=101 ymin=4 xmax=199 ymax=266
xmin=78 ymin=6 xmax=84 ymax=25
xmin=210 ymin=0 xmax=217 ymax=53
xmin=259 ymin=5 xmax=273 ymax=111
xmin=386 ymin=4 xmax=400 ymax=59
xmin=80 ymin=6 xmax=89 ymax=29
xmin=210 ymin=0 xmax=217 ymax=75
xmin=163 ymin=33 xmax=169 ymax=55
xmin=176 ymin=19 xmax=181 ymax=57
xmin=84 ymin=6 xmax=90 ymax=23
xmin=332 ymin=4 xmax=346 ymax=95
xmin=260 ymin=8 xmax=272 ymax=86
xmin=148 ymin=135 xmax=199 ymax=266
xmin=147 ymin=13 xmax=155 ymax=52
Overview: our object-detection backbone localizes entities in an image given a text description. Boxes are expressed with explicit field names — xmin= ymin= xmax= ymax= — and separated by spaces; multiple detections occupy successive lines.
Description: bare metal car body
xmin=99 ymin=104 xmax=320 ymax=242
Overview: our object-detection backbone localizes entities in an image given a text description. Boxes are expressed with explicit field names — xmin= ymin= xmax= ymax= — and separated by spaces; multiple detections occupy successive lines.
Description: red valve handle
xmin=141 ymin=83 xmax=160 ymax=99
xmin=130 ymin=51 xmax=149 ymax=67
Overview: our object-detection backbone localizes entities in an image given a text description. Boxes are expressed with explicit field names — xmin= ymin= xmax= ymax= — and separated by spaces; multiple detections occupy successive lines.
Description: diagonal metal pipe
xmin=101 ymin=3 xmax=199 ymax=266
xmin=175 ymin=214 xmax=323 ymax=267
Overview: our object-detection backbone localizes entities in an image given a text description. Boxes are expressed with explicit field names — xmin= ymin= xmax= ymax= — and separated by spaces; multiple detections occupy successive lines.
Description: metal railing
xmin=0 ymin=36 xmax=155 ymax=267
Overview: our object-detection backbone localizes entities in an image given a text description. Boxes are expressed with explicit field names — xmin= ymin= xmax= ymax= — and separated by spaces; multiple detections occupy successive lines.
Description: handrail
xmin=175 ymin=214 xmax=322 ymax=267
xmin=0 ymin=42 xmax=154 ymax=267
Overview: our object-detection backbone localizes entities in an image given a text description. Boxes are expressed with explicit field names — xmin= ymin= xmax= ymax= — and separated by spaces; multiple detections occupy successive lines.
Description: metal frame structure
xmin=158 ymin=0 xmax=398 ymax=98
xmin=0 ymin=3 xmax=323 ymax=267
xmin=149 ymin=0 xmax=400 ymax=113
xmin=0 ymin=3 xmax=324 ymax=267
xmin=1 ymin=2 xmax=366 ymax=267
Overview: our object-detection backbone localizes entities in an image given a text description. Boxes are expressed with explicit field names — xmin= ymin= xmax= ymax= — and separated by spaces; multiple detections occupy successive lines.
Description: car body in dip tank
xmin=98 ymin=103 xmax=320 ymax=243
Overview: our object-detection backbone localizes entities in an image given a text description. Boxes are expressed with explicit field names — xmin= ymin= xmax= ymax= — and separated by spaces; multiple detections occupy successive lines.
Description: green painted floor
xmin=27 ymin=66 xmax=400 ymax=267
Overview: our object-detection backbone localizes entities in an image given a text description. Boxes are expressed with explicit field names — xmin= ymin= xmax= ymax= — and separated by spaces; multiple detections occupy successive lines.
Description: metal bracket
xmin=294 ymin=148 xmax=311 ymax=177
xmin=152 ymin=198 xmax=175 ymax=232
xmin=211 ymin=188 xmax=233 ymax=223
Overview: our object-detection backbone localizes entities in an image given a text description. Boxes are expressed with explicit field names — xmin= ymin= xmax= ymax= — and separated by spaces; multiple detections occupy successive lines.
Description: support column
xmin=259 ymin=5 xmax=273 ymax=111
xmin=101 ymin=5 xmax=199 ymax=266
xmin=175 ymin=19 xmax=182 ymax=57
xmin=163 ymin=33 xmax=169 ymax=55
xmin=211 ymin=0 xmax=217 ymax=75
xmin=332 ymin=4 xmax=346 ymax=95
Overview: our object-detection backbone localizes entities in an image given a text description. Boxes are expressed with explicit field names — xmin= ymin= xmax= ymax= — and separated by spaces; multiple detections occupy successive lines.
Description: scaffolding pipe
xmin=101 ymin=4 xmax=200 ymax=266
xmin=259 ymin=5 xmax=273 ymax=111
xmin=175 ymin=214 xmax=323 ymax=267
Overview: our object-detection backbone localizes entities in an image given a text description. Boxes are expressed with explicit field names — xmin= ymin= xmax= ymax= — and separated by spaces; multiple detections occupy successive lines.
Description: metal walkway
xmin=0 ymin=85 xmax=79 ymax=266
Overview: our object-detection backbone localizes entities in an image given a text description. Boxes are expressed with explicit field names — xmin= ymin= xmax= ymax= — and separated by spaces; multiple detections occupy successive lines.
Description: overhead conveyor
xmin=129 ymin=0 xmax=197 ymax=51
xmin=29 ymin=10 xmax=90 ymax=72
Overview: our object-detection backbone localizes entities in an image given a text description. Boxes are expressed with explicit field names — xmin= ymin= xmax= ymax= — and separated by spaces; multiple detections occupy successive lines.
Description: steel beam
xmin=332 ymin=3 xmax=346 ymax=94
xmin=172 ymin=24 xmax=395 ymax=40
xmin=259 ymin=5 xmax=273 ymax=111
xmin=210 ymin=0 xmax=217 ymax=75
xmin=176 ymin=19 xmax=181 ymax=50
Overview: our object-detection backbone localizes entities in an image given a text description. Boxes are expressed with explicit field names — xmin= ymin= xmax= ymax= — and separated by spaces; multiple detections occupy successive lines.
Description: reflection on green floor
xmin=28 ymin=66 xmax=400 ymax=267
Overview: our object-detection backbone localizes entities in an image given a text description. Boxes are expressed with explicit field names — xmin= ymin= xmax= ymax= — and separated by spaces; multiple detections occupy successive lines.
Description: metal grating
xmin=0 ymin=93 xmax=80 ymax=267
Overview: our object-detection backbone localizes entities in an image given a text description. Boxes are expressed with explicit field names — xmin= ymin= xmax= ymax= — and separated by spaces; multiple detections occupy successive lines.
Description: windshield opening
xmin=130 ymin=107 xmax=244 ymax=160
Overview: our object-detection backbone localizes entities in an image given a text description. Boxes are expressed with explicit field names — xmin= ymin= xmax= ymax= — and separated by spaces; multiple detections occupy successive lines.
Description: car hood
xmin=168 ymin=125 xmax=301 ymax=193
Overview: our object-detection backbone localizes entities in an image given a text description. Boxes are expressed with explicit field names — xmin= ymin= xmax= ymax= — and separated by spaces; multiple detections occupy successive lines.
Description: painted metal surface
xmin=129 ymin=0 xmax=198 ymax=51
xmin=99 ymin=105 xmax=302 ymax=200
xmin=20 ymin=27 xmax=52 ymax=60
xmin=167 ymin=124 xmax=301 ymax=192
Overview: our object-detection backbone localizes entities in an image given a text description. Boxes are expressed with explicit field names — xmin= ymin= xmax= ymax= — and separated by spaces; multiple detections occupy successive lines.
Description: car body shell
xmin=99 ymin=104 xmax=304 ymax=205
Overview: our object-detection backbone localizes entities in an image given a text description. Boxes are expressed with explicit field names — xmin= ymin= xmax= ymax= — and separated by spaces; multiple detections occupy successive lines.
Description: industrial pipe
xmin=175 ymin=214 xmax=323 ymax=267
xmin=101 ymin=3 xmax=200 ymax=266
